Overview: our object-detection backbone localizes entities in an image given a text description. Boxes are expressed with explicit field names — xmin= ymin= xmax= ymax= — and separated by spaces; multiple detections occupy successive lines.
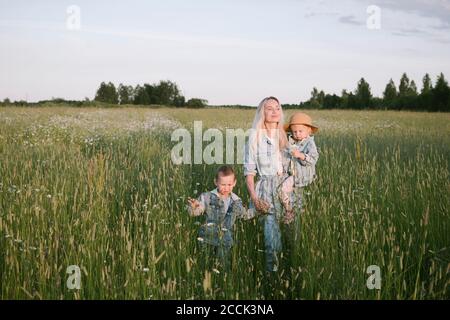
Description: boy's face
xmin=214 ymin=174 xmax=236 ymax=197
xmin=291 ymin=124 xmax=312 ymax=141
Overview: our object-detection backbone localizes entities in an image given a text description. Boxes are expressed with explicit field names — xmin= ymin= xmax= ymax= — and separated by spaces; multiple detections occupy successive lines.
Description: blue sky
xmin=1 ymin=0 xmax=449 ymax=105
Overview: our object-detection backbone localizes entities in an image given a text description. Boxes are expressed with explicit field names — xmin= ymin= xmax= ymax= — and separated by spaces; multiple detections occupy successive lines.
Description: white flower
xmin=197 ymin=237 xmax=204 ymax=242
xmin=47 ymin=194 xmax=52 ymax=198
xmin=212 ymin=268 xmax=220 ymax=274
xmin=142 ymin=268 xmax=150 ymax=272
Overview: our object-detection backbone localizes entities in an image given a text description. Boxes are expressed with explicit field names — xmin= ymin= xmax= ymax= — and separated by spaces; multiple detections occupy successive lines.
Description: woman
xmin=244 ymin=96 xmax=289 ymax=273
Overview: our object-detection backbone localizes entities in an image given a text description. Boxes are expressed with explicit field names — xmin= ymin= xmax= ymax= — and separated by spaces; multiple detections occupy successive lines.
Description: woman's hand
xmin=283 ymin=210 xmax=295 ymax=224
xmin=246 ymin=174 xmax=270 ymax=214
xmin=253 ymin=197 xmax=271 ymax=214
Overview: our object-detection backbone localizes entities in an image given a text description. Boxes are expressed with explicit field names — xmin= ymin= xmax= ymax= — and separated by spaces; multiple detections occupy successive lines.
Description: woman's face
xmin=263 ymin=99 xmax=281 ymax=123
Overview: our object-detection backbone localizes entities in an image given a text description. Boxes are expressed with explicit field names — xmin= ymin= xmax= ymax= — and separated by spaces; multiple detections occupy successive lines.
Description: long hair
xmin=250 ymin=96 xmax=288 ymax=150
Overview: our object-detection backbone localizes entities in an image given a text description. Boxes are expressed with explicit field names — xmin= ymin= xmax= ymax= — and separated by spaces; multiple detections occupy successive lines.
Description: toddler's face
xmin=291 ymin=124 xmax=311 ymax=141
xmin=214 ymin=174 xmax=236 ymax=197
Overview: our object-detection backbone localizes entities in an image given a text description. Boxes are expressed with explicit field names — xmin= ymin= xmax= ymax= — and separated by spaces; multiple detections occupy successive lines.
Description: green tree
xmin=95 ymin=82 xmax=119 ymax=104
xmin=173 ymin=95 xmax=186 ymax=107
xmin=383 ymin=78 xmax=397 ymax=109
xmin=309 ymin=87 xmax=322 ymax=108
xmin=418 ymin=73 xmax=433 ymax=111
xmin=151 ymin=80 xmax=184 ymax=106
xmin=398 ymin=73 xmax=410 ymax=97
xmin=186 ymin=98 xmax=208 ymax=108
xmin=408 ymin=80 xmax=418 ymax=96
xmin=347 ymin=92 xmax=358 ymax=109
xmin=398 ymin=73 xmax=419 ymax=109
xmin=340 ymin=89 xmax=349 ymax=109
xmin=432 ymin=73 xmax=450 ymax=112
xmin=118 ymin=84 xmax=134 ymax=105
xmin=133 ymin=85 xmax=151 ymax=105
xmin=355 ymin=78 xmax=372 ymax=108
xmin=421 ymin=73 xmax=433 ymax=94
xmin=323 ymin=94 xmax=341 ymax=109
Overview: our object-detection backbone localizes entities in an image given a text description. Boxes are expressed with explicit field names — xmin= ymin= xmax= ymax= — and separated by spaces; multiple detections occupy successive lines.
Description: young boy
xmin=279 ymin=112 xmax=319 ymax=224
xmin=187 ymin=165 xmax=254 ymax=271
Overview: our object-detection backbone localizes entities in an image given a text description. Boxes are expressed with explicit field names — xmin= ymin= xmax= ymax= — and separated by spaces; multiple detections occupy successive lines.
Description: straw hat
xmin=283 ymin=112 xmax=319 ymax=134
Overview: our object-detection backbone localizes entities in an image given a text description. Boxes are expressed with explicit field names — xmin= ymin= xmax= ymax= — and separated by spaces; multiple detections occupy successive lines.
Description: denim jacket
xmin=188 ymin=189 xmax=253 ymax=247
xmin=243 ymin=131 xmax=284 ymax=177
xmin=284 ymin=135 xmax=319 ymax=187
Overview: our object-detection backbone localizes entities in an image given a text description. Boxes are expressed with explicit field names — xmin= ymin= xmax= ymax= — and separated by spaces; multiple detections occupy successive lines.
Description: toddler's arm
xmin=232 ymin=200 xmax=256 ymax=220
xmin=300 ymin=140 xmax=319 ymax=166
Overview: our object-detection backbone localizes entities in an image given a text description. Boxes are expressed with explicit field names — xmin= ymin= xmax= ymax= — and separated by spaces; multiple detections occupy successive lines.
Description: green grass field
xmin=0 ymin=107 xmax=449 ymax=299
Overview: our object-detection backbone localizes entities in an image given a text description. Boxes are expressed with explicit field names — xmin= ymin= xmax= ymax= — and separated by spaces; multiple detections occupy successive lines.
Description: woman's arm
xmin=245 ymin=174 xmax=258 ymax=203
xmin=245 ymin=174 xmax=270 ymax=213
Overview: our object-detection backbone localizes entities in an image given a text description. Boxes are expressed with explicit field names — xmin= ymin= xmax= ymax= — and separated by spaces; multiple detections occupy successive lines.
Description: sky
xmin=0 ymin=0 xmax=449 ymax=105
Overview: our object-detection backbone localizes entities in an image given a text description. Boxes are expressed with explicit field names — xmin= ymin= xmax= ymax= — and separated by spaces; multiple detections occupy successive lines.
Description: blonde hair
xmin=250 ymin=96 xmax=288 ymax=150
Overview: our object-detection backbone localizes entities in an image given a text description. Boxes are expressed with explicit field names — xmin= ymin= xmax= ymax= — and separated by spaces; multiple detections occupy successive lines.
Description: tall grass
xmin=0 ymin=107 xmax=448 ymax=299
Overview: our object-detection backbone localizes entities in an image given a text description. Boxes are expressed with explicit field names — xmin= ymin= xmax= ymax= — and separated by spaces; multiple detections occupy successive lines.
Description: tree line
xmin=1 ymin=73 xmax=449 ymax=111
xmin=94 ymin=80 xmax=208 ymax=108
xmin=283 ymin=72 xmax=450 ymax=112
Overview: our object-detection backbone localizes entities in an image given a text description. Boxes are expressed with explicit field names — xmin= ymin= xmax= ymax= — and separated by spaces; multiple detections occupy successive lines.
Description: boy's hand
xmin=187 ymin=197 xmax=200 ymax=209
xmin=292 ymin=150 xmax=306 ymax=160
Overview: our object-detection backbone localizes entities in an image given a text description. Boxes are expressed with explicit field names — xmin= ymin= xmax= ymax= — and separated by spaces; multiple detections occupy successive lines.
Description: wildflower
xmin=197 ymin=237 xmax=204 ymax=242
xmin=47 ymin=194 xmax=52 ymax=198
xmin=142 ymin=268 xmax=150 ymax=272
xmin=212 ymin=268 xmax=220 ymax=274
